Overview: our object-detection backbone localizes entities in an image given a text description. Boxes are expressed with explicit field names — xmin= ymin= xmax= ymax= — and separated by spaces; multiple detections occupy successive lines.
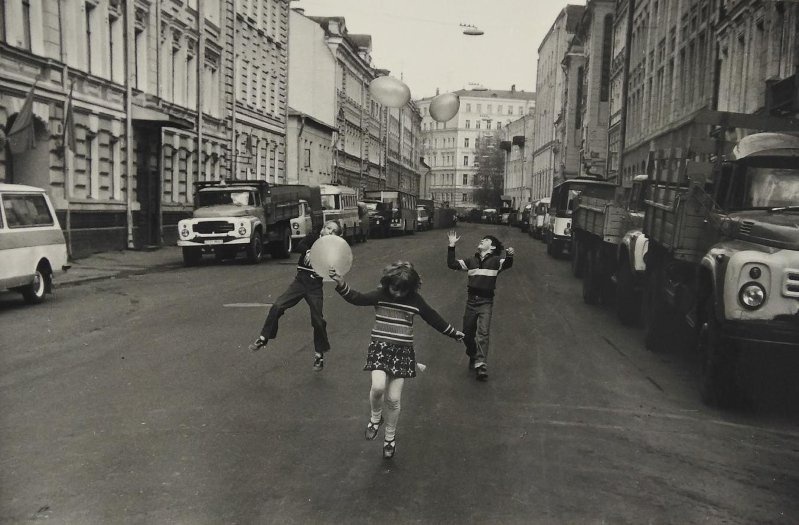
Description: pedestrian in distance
xmin=248 ymin=220 xmax=342 ymax=371
xmin=446 ymin=230 xmax=514 ymax=381
xmin=328 ymin=262 xmax=464 ymax=459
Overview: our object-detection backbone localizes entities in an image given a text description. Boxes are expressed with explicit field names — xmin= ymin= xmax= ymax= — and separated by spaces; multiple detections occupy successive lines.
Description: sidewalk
xmin=58 ymin=246 xmax=185 ymax=287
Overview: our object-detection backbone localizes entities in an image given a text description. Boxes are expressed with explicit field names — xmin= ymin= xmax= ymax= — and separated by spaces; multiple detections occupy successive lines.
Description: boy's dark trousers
xmin=260 ymin=272 xmax=330 ymax=354
xmin=462 ymin=294 xmax=494 ymax=367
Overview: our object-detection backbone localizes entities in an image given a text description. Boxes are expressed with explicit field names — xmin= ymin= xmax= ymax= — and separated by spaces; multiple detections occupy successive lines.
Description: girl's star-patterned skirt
xmin=364 ymin=340 xmax=416 ymax=378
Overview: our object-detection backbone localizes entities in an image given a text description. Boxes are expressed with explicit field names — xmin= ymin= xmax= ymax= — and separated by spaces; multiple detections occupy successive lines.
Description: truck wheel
xmin=571 ymin=236 xmax=584 ymax=278
xmin=270 ymin=228 xmax=292 ymax=259
xmin=183 ymin=247 xmax=202 ymax=266
xmin=642 ymin=263 xmax=671 ymax=352
xmin=582 ymin=250 xmax=601 ymax=305
xmin=547 ymin=239 xmax=555 ymax=257
xmin=698 ymin=296 xmax=743 ymax=408
xmin=21 ymin=267 xmax=50 ymax=304
xmin=247 ymin=234 xmax=264 ymax=263
xmin=615 ymin=257 xmax=640 ymax=326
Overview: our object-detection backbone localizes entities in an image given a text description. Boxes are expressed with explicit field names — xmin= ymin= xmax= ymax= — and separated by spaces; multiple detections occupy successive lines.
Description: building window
xmin=465 ymin=120 xmax=470 ymax=129
xmin=463 ymin=193 xmax=467 ymax=202
xmin=85 ymin=3 xmax=94 ymax=71
xmin=518 ymin=106 xmax=523 ymax=115
xmin=498 ymin=105 xmax=503 ymax=114
xmin=135 ymin=28 xmax=146 ymax=90
xmin=476 ymin=104 xmax=482 ymax=113
xmin=21 ymin=0 xmax=32 ymax=50
xmin=0 ymin=1 xmax=6 ymax=42
xmin=496 ymin=122 xmax=502 ymax=129
xmin=476 ymin=121 xmax=481 ymax=129
xmin=462 ymin=174 xmax=468 ymax=185
xmin=463 ymin=156 xmax=469 ymax=166
xmin=464 ymin=137 xmax=469 ymax=148
xmin=507 ymin=106 xmax=513 ymax=115
xmin=303 ymin=148 xmax=311 ymax=169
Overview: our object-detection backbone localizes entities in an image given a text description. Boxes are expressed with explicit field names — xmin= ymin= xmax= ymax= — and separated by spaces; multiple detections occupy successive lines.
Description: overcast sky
xmin=293 ymin=0 xmax=585 ymax=99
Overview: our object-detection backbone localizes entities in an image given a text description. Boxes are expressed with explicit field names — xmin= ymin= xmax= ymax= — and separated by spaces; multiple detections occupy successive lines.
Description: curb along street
xmin=57 ymin=247 xmax=185 ymax=288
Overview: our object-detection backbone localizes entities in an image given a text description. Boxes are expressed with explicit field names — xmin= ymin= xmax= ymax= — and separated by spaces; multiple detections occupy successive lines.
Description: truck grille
xmin=739 ymin=221 xmax=754 ymax=234
xmin=194 ymin=221 xmax=234 ymax=234
xmin=784 ymin=270 xmax=799 ymax=298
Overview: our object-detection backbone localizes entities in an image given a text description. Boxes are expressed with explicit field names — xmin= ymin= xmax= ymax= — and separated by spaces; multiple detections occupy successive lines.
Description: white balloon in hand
xmin=369 ymin=76 xmax=411 ymax=108
xmin=429 ymin=93 xmax=460 ymax=122
xmin=310 ymin=235 xmax=353 ymax=281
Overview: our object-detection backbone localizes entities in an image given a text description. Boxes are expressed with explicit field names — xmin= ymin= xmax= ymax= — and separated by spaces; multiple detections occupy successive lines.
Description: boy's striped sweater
xmin=447 ymin=247 xmax=513 ymax=298
xmin=335 ymin=282 xmax=460 ymax=346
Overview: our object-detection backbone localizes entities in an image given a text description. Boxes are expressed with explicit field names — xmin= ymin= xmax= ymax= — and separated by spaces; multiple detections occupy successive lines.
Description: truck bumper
xmin=722 ymin=317 xmax=799 ymax=349
xmin=178 ymin=238 xmax=250 ymax=247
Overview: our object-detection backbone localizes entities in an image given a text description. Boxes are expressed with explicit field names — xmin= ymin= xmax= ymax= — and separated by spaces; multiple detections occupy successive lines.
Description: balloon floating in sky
xmin=369 ymin=76 xmax=411 ymax=108
xmin=429 ymin=93 xmax=461 ymax=122
xmin=310 ymin=234 xmax=353 ymax=281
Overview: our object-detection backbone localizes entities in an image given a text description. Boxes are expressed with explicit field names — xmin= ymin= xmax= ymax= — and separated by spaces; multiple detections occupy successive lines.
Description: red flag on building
xmin=64 ymin=86 xmax=77 ymax=152
xmin=7 ymin=82 xmax=37 ymax=154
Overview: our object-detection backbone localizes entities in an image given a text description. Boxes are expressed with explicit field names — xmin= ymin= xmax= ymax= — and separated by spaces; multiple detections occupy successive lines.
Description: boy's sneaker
xmin=249 ymin=336 xmax=267 ymax=352
xmin=383 ymin=440 xmax=396 ymax=459
xmin=313 ymin=353 xmax=324 ymax=371
xmin=475 ymin=365 xmax=488 ymax=381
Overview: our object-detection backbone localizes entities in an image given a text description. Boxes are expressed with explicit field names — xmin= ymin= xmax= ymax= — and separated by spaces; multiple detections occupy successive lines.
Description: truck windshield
xmin=321 ymin=195 xmax=339 ymax=210
xmin=729 ymin=167 xmax=799 ymax=210
xmin=197 ymin=191 xmax=252 ymax=206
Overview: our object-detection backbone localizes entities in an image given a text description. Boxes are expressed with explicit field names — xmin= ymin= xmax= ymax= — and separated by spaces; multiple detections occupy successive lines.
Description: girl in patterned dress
xmin=328 ymin=262 xmax=464 ymax=459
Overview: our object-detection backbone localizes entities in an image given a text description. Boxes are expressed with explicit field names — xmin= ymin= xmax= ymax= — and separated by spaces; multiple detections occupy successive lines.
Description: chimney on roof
xmin=436 ymin=87 xmax=440 ymax=95
xmin=511 ymin=84 xmax=516 ymax=92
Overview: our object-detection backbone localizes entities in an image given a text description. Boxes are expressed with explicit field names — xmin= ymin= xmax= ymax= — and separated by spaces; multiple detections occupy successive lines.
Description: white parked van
xmin=319 ymin=184 xmax=366 ymax=244
xmin=0 ymin=183 xmax=70 ymax=303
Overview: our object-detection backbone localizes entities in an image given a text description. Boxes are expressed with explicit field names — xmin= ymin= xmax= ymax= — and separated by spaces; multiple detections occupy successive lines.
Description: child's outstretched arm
xmin=499 ymin=247 xmax=515 ymax=272
xmin=416 ymin=295 xmax=464 ymax=341
xmin=447 ymin=230 xmax=468 ymax=271
xmin=329 ymin=268 xmax=381 ymax=306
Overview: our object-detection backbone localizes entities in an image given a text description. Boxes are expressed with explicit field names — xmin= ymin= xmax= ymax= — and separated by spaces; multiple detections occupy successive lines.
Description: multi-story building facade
xmin=499 ymin=113 xmax=535 ymax=209
xmin=386 ymin=102 xmax=422 ymax=196
xmin=0 ymin=0 xmax=289 ymax=257
xmin=531 ymin=5 xmax=585 ymax=201
xmin=417 ymin=86 xmax=535 ymax=210
xmin=560 ymin=0 xmax=615 ymax=180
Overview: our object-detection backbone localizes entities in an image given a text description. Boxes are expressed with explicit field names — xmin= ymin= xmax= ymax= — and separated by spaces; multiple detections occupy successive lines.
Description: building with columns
xmin=560 ymin=0 xmax=615 ymax=180
xmin=417 ymin=86 xmax=535 ymax=210
xmin=499 ymin=113 xmax=535 ymax=210
xmin=0 ymin=0 xmax=289 ymax=257
xmin=531 ymin=5 xmax=584 ymax=201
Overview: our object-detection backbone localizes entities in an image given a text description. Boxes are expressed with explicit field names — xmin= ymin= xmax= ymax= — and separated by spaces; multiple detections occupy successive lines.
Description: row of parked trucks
xmin=176 ymin=182 xmax=446 ymax=267
xmin=547 ymin=113 xmax=799 ymax=408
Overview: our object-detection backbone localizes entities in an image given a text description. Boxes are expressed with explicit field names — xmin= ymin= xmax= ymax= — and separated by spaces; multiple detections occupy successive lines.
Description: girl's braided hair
xmin=380 ymin=261 xmax=422 ymax=296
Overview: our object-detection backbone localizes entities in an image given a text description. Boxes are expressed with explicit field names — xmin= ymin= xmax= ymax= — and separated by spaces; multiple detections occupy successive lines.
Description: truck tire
xmin=582 ymin=249 xmax=602 ymax=305
xmin=698 ymin=296 xmax=743 ymax=408
xmin=642 ymin=262 xmax=671 ymax=352
xmin=571 ymin=235 xmax=584 ymax=278
xmin=615 ymin=256 xmax=640 ymax=326
xmin=247 ymin=234 xmax=264 ymax=264
xmin=183 ymin=247 xmax=202 ymax=266
xmin=270 ymin=227 xmax=292 ymax=259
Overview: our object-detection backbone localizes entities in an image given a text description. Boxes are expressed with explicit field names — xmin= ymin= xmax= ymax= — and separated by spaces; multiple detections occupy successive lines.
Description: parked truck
xmin=177 ymin=180 xmax=308 ymax=266
xmin=641 ymin=130 xmax=799 ymax=407
xmin=571 ymin=175 xmax=650 ymax=325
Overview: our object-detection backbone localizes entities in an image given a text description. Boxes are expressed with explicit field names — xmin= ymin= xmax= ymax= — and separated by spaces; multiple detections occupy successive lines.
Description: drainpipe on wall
xmin=197 ymin=0 xmax=204 ymax=188
xmin=230 ymin=0 xmax=238 ymax=180
xmin=297 ymin=114 xmax=306 ymax=185
xmin=125 ymin=0 xmax=134 ymax=248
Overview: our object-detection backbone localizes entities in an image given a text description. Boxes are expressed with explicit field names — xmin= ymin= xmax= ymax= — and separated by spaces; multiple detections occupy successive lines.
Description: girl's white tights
xmin=369 ymin=370 xmax=404 ymax=441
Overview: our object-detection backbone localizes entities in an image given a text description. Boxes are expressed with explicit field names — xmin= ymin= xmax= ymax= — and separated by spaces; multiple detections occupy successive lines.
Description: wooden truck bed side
xmin=573 ymin=181 xmax=625 ymax=244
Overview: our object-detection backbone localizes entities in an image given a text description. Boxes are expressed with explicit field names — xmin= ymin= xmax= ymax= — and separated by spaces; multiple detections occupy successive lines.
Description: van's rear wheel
xmin=21 ymin=268 xmax=49 ymax=304
xmin=247 ymin=234 xmax=264 ymax=263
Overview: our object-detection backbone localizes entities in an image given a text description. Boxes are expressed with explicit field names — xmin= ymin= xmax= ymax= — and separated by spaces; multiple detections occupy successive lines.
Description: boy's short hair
xmin=380 ymin=261 xmax=422 ymax=295
xmin=483 ymin=235 xmax=503 ymax=255
xmin=324 ymin=220 xmax=343 ymax=235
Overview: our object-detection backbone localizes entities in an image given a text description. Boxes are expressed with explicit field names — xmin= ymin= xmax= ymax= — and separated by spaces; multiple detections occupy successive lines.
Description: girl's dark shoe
xmin=476 ymin=366 xmax=488 ymax=381
xmin=249 ymin=336 xmax=267 ymax=352
xmin=313 ymin=354 xmax=324 ymax=371
xmin=365 ymin=417 xmax=383 ymax=440
xmin=383 ymin=439 xmax=396 ymax=459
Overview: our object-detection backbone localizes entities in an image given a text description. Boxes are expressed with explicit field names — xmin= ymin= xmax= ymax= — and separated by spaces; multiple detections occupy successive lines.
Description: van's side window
xmin=2 ymin=194 xmax=54 ymax=228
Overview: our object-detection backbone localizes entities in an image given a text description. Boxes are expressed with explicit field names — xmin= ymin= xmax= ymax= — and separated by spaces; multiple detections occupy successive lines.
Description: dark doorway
xmin=135 ymin=126 xmax=162 ymax=248
xmin=4 ymin=113 xmax=50 ymax=188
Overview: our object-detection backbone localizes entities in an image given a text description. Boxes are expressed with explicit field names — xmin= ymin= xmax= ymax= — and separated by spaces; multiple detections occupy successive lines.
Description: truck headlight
xmin=739 ymin=282 xmax=766 ymax=309
xmin=180 ymin=228 xmax=191 ymax=238
xmin=292 ymin=223 xmax=299 ymax=230
xmin=238 ymin=226 xmax=247 ymax=236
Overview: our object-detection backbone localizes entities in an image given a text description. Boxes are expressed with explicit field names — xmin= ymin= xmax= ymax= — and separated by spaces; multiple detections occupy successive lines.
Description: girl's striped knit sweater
xmin=335 ymin=282 xmax=460 ymax=346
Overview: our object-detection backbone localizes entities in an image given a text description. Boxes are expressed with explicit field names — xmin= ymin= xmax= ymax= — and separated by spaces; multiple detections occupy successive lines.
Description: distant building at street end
xmin=417 ymin=86 xmax=535 ymax=210
xmin=499 ymin=114 xmax=535 ymax=210
xmin=532 ymin=4 xmax=585 ymax=201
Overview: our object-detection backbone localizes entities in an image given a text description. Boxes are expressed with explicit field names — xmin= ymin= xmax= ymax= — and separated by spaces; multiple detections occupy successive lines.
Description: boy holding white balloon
xmin=248 ymin=220 xmax=342 ymax=371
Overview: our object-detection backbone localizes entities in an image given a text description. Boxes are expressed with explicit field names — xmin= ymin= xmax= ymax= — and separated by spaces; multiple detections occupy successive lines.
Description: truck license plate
xmin=205 ymin=239 xmax=223 ymax=245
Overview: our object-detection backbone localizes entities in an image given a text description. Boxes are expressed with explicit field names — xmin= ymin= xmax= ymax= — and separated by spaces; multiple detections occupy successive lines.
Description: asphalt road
xmin=1 ymin=223 xmax=798 ymax=524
